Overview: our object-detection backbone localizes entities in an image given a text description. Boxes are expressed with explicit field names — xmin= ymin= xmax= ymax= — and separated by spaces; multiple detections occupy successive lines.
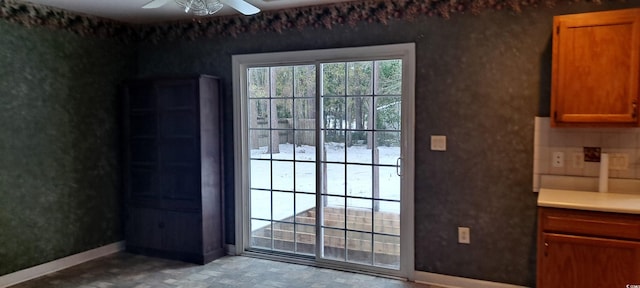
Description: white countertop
xmin=538 ymin=188 xmax=640 ymax=214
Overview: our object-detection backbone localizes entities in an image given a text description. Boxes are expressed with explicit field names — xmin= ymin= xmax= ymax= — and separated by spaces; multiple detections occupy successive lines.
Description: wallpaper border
xmin=0 ymin=0 xmax=134 ymax=41
xmin=0 ymin=0 xmax=620 ymax=42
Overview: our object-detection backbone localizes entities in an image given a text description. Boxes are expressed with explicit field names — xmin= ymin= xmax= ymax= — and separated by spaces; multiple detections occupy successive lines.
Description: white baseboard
xmin=0 ymin=243 xmax=529 ymax=288
xmin=0 ymin=241 xmax=125 ymax=288
xmin=414 ymin=271 xmax=529 ymax=288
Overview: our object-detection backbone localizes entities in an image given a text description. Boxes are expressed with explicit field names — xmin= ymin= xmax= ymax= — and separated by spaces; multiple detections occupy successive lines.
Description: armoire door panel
xmin=163 ymin=211 xmax=202 ymax=254
xmin=160 ymin=138 xmax=198 ymax=163
xmin=157 ymin=81 xmax=197 ymax=109
xmin=128 ymin=83 xmax=157 ymax=111
xmin=130 ymin=113 xmax=157 ymax=137
xmin=130 ymin=139 xmax=158 ymax=163
xmin=130 ymin=166 xmax=159 ymax=200
xmin=126 ymin=207 xmax=162 ymax=250
xmin=161 ymin=110 xmax=197 ymax=137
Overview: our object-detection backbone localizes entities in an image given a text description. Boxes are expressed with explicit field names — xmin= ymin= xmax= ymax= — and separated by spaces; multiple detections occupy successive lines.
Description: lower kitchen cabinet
xmin=537 ymin=207 xmax=640 ymax=287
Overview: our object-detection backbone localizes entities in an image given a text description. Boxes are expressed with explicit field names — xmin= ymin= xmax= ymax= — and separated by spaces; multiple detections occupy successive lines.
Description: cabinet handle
xmin=544 ymin=242 xmax=549 ymax=256
xmin=633 ymin=100 xmax=637 ymax=119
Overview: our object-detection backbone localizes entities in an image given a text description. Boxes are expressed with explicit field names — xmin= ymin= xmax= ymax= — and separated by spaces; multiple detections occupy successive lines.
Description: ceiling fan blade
xmin=142 ymin=0 xmax=171 ymax=9
xmin=222 ymin=0 xmax=260 ymax=15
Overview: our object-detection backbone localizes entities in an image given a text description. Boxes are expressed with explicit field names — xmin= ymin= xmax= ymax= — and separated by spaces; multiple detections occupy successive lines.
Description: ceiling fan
xmin=143 ymin=0 xmax=260 ymax=16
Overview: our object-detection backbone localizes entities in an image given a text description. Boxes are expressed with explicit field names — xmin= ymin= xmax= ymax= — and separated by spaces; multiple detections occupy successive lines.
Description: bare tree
xmin=268 ymin=67 xmax=280 ymax=153
xmin=250 ymin=100 xmax=259 ymax=149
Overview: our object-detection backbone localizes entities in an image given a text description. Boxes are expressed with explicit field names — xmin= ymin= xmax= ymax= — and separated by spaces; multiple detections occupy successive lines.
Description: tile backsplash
xmin=533 ymin=117 xmax=640 ymax=192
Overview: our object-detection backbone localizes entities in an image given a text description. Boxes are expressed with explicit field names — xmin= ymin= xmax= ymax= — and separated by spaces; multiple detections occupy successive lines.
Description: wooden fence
xmin=252 ymin=118 xmax=316 ymax=148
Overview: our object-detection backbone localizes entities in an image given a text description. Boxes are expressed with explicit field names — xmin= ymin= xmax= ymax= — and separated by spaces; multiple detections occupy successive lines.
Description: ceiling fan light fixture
xmin=143 ymin=0 xmax=260 ymax=16
xmin=205 ymin=0 xmax=224 ymax=14
xmin=175 ymin=0 xmax=223 ymax=16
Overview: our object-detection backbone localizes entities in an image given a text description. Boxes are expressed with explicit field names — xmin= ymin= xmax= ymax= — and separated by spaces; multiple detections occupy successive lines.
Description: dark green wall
xmin=1 ymin=0 xmax=638 ymax=285
xmin=136 ymin=2 xmax=638 ymax=286
xmin=0 ymin=20 xmax=136 ymax=275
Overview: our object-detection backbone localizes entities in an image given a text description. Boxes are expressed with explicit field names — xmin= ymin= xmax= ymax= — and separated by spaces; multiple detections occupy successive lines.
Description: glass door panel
xmin=319 ymin=60 xmax=402 ymax=269
xmin=247 ymin=65 xmax=318 ymax=257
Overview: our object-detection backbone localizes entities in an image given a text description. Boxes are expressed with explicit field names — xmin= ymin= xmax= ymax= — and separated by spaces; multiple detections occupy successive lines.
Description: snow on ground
xmin=250 ymin=143 xmax=401 ymax=227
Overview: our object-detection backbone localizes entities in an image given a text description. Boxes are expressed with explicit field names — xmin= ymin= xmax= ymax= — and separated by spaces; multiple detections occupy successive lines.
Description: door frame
xmin=232 ymin=43 xmax=415 ymax=279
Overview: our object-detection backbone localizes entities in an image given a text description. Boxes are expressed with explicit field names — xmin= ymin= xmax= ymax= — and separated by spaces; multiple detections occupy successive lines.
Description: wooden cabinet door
xmin=125 ymin=81 xmax=162 ymax=206
xmin=126 ymin=207 xmax=163 ymax=251
xmin=552 ymin=9 xmax=640 ymax=126
xmin=156 ymin=80 xmax=201 ymax=210
xmin=162 ymin=211 xmax=202 ymax=256
xmin=539 ymin=233 xmax=640 ymax=288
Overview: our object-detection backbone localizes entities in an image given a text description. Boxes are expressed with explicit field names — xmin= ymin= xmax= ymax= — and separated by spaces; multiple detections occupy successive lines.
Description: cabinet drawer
xmin=540 ymin=207 xmax=640 ymax=240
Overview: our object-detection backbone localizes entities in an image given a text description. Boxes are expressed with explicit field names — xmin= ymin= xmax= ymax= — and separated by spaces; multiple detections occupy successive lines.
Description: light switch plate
xmin=458 ymin=227 xmax=470 ymax=244
xmin=431 ymin=135 xmax=446 ymax=151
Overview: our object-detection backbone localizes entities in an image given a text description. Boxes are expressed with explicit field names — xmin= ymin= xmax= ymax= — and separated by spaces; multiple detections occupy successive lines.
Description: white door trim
xmin=232 ymin=43 xmax=415 ymax=278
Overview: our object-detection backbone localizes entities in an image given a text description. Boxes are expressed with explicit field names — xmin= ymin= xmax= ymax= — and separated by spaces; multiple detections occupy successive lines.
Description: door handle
xmin=396 ymin=157 xmax=402 ymax=176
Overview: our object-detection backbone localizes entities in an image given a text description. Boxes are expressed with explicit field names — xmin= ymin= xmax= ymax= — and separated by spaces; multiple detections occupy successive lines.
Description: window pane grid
xmin=318 ymin=194 xmax=400 ymax=202
xmin=319 ymin=59 xmax=401 ymax=269
xmin=249 ymin=58 xmax=402 ymax=270
xmin=320 ymin=161 xmax=398 ymax=168
xmin=248 ymin=128 xmax=315 ymax=131
xmin=249 ymin=158 xmax=316 ymax=164
xmin=320 ymin=128 xmax=401 ymax=133
xmin=249 ymin=95 xmax=316 ymax=99
xmin=250 ymin=188 xmax=316 ymax=194
xmin=248 ymin=64 xmax=318 ymax=257
xmin=318 ymin=227 xmax=399 ymax=237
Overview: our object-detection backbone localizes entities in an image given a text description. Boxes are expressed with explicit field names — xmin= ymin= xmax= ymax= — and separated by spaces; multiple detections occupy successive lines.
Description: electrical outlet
xmin=572 ymin=152 xmax=584 ymax=169
xmin=458 ymin=227 xmax=470 ymax=244
xmin=610 ymin=153 xmax=629 ymax=170
xmin=552 ymin=152 xmax=564 ymax=168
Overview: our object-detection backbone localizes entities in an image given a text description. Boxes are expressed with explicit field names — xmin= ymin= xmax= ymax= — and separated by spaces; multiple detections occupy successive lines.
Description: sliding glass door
xmin=234 ymin=44 xmax=414 ymax=277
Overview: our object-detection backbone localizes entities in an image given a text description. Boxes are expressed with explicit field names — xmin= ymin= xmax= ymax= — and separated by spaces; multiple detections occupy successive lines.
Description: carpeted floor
xmin=9 ymin=252 xmax=438 ymax=288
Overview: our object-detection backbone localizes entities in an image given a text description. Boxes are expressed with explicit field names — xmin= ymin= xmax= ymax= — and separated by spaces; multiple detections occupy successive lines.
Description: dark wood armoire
xmin=122 ymin=75 xmax=224 ymax=264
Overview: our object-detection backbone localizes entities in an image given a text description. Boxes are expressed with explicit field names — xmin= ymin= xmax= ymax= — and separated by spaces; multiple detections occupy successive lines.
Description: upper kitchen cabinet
xmin=551 ymin=8 xmax=640 ymax=127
